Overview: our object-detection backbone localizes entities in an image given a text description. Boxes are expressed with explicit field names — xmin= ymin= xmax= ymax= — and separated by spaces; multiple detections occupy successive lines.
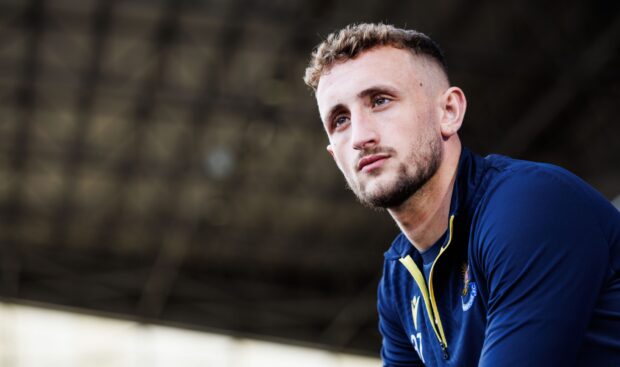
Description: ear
xmin=326 ymin=144 xmax=335 ymax=159
xmin=326 ymin=144 xmax=344 ymax=171
xmin=439 ymin=87 xmax=467 ymax=138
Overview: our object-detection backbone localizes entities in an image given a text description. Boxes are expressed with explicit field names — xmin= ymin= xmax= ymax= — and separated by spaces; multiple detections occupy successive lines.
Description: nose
xmin=351 ymin=111 xmax=379 ymax=150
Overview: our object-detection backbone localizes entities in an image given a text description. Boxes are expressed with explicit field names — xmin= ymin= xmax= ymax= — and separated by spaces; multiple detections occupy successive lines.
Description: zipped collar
xmin=384 ymin=147 xmax=488 ymax=261
xmin=399 ymin=214 xmax=456 ymax=359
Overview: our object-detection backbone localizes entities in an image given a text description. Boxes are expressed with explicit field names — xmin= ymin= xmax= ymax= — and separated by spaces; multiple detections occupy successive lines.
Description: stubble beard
xmin=350 ymin=133 xmax=443 ymax=210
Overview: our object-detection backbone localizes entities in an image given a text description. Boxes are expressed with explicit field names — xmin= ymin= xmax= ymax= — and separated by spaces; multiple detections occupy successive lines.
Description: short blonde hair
xmin=303 ymin=23 xmax=448 ymax=91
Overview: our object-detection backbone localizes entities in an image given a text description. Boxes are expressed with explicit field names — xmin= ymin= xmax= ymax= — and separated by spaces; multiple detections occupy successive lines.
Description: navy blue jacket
xmin=378 ymin=147 xmax=620 ymax=366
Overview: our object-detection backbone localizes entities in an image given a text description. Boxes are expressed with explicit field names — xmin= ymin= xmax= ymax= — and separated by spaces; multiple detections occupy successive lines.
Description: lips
xmin=357 ymin=154 xmax=389 ymax=172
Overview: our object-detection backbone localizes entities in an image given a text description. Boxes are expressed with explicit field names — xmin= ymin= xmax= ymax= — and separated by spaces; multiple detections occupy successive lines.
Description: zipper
xmin=399 ymin=214 xmax=455 ymax=361
xmin=440 ymin=341 xmax=449 ymax=360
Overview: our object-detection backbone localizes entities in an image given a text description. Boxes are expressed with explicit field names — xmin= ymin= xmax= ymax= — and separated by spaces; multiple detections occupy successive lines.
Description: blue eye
xmin=372 ymin=96 xmax=389 ymax=107
xmin=333 ymin=115 xmax=350 ymax=128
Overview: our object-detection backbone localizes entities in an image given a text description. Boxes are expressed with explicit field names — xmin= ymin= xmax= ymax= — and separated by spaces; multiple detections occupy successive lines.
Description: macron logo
xmin=411 ymin=296 xmax=420 ymax=330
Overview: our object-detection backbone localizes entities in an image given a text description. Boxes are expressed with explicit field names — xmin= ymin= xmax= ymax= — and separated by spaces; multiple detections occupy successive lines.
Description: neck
xmin=387 ymin=140 xmax=461 ymax=252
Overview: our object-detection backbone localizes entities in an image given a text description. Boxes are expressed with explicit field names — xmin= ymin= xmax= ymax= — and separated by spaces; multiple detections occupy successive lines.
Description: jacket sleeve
xmin=378 ymin=270 xmax=424 ymax=366
xmin=473 ymin=167 xmax=610 ymax=366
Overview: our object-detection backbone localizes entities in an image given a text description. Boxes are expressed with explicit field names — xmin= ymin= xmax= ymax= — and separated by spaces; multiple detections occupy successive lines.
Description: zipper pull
xmin=440 ymin=341 xmax=449 ymax=360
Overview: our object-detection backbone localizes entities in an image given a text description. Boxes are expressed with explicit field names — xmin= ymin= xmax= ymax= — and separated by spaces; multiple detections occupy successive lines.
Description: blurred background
xmin=0 ymin=0 xmax=618 ymax=364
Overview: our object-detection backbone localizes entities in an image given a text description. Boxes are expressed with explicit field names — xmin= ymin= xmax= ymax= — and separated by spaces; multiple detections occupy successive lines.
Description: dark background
xmin=0 ymin=0 xmax=618 ymax=355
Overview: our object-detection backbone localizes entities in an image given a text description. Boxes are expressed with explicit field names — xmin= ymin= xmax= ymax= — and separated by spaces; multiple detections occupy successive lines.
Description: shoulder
xmin=479 ymin=156 xmax=620 ymax=230
xmin=469 ymin=156 xmax=613 ymax=268
xmin=476 ymin=156 xmax=602 ymax=224
xmin=482 ymin=154 xmax=588 ymax=192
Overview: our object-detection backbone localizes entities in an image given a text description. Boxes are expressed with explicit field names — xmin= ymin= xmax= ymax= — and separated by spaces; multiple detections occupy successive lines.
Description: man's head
xmin=304 ymin=23 xmax=466 ymax=210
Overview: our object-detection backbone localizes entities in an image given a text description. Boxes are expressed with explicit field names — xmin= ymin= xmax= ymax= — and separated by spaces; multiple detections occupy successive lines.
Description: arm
xmin=378 ymin=274 xmax=424 ymax=366
xmin=474 ymin=168 xmax=610 ymax=366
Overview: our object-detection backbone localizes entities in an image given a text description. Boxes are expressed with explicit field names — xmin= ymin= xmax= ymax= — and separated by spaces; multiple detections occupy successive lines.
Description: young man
xmin=303 ymin=23 xmax=620 ymax=366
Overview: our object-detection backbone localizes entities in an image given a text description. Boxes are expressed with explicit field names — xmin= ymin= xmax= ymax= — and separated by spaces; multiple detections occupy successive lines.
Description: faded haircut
xmin=303 ymin=23 xmax=448 ymax=91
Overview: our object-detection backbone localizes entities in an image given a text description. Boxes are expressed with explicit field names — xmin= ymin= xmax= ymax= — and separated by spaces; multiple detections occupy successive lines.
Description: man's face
xmin=315 ymin=46 xmax=445 ymax=209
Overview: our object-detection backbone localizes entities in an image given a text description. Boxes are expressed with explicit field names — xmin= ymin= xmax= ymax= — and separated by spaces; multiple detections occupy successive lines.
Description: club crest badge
xmin=461 ymin=263 xmax=477 ymax=311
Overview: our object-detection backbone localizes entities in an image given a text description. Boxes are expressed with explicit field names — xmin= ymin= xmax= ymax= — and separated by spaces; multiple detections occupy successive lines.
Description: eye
xmin=332 ymin=114 xmax=350 ymax=130
xmin=372 ymin=96 xmax=390 ymax=107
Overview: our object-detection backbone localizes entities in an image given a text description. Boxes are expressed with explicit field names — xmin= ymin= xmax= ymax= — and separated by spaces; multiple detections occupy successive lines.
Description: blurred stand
xmin=0 ymin=302 xmax=380 ymax=367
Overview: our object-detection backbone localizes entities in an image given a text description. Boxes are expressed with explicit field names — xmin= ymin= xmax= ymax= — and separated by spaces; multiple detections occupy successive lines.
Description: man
xmin=303 ymin=23 xmax=620 ymax=366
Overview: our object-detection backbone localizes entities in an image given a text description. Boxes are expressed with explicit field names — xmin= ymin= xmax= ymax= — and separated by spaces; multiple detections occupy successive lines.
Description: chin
xmin=356 ymin=181 xmax=407 ymax=209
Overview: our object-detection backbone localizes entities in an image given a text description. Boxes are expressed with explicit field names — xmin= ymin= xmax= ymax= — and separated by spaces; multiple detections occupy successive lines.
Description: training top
xmin=378 ymin=147 xmax=620 ymax=366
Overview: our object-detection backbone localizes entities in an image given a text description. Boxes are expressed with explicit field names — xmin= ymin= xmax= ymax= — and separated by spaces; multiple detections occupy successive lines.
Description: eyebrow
xmin=357 ymin=85 xmax=398 ymax=100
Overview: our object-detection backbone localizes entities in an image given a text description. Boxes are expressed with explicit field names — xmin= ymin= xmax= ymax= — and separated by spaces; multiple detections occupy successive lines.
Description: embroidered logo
xmin=461 ymin=263 xmax=477 ymax=311
xmin=411 ymin=295 xmax=420 ymax=330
